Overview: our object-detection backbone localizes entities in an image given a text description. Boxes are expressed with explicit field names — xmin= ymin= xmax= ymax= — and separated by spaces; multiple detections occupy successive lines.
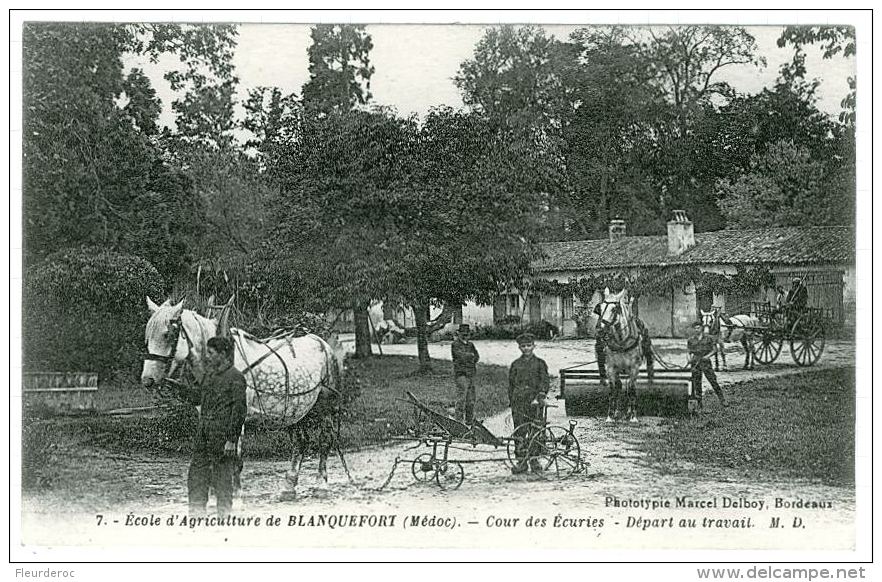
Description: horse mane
xmin=617 ymin=298 xmax=638 ymax=339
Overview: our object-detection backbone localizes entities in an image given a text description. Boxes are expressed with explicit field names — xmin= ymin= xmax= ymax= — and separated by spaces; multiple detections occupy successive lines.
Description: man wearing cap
xmin=509 ymin=333 xmax=550 ymax=474
xmin=451 ymin=324 xmax=480 ymax=424
xmin=175 ymin=336 xmax=247 ymax=517
xmin=687 ymin=321 xmax=727 ymax=409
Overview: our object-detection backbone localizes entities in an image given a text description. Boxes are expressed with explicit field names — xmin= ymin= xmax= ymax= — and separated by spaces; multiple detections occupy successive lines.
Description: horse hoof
xmin=629 ymin=416 xmax=638 ymax=423
xmin=285 ymin=471 xmax=299 ymax=489
xmin=605 ymin=416 xmax=614 ymax=423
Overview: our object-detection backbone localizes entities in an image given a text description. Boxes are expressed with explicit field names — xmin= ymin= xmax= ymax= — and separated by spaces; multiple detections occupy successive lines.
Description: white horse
xmin=597 ymin=288 xmax=648 ymax=422
xmin=700 ymin=307 xmax=759 ymax=370
xmin=141 ymin=297 xmax=346 ymax=490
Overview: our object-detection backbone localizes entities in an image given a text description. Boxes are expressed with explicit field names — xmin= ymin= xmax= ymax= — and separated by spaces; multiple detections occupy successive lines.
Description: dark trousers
xmin=188 ymin=445 xmax=237 ymax=517
xmin=454 ymin=374 xmax=475 ymax=424
xmin=691 ymin=359 xmax=724 ymax=402
xmin=511 ymin=402 xmax=543 ymax=468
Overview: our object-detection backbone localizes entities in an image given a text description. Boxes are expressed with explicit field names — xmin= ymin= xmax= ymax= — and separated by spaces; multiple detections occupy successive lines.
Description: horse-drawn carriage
xmin=748 ymin=302 xmax=830 ymax=367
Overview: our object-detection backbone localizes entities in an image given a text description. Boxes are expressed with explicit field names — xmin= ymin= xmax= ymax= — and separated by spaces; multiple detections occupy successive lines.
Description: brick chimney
xmin=667 ymin=210 xmax=695 ymax=256
xmin=609 ymin=218 xmax=627 ymax=242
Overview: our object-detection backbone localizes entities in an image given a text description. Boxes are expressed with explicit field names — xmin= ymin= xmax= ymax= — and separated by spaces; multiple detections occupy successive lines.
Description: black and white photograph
xmin=9 ymin=8 xmax=872 ymax=569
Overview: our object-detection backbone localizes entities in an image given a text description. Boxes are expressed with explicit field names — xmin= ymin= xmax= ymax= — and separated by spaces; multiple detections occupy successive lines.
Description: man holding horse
xmin=687 ymin=321 xmax=728 ymax=410
xmin=176 ymin=336 xmax=247 ymax=517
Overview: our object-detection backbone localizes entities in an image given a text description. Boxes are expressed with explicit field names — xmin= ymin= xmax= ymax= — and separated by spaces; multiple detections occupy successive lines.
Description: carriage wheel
xmin=411 ymin=453 xmax=437 ymax=482
xmin=790 ymin=320 xmax=826 ymax=367
xmin=526 ymin=426 xmax=583 ymax=478
xmin=435 ymin=461 xmax=465 ymax=490
xmin=751 ymin=332 xmax=783 ymax=365
xmin=506 ymin=422 xmax=535 ymax=468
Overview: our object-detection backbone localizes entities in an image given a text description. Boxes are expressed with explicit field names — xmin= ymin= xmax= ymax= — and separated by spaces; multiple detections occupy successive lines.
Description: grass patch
xmin=642 ymin=367 xmax=855 ymax=487
xmin=22 ymin=356 xmax=512 ymax=467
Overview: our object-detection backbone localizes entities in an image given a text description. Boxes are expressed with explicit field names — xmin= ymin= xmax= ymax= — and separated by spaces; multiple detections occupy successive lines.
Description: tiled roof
xmin=535 ymin=226 xmax=854 ymax=272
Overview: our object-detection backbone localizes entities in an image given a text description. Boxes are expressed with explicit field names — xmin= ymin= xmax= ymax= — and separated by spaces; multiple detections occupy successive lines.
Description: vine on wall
xmin=530 ymin=265 xmax=774 ymax=304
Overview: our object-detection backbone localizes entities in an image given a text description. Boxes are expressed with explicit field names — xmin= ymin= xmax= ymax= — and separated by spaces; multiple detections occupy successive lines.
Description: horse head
xmin=598 ymin=288 xmax=631 ymax=332
xmin=141 ymin=296 xmax=229 ymax=389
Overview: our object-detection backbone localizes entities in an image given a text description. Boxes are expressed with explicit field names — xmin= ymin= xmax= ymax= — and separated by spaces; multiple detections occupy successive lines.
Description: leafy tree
xmin=716 ymin=139 xmax=852 ymax=228
xmin=455 ymin=25 xmax=572 ymax=131
xmin=242 ymin=86 xmax=300 ymax=166
xmin=22 ymin=23 xmax=204 ymax=280
xmin=268 ymin=108 xmax=413 ymax=358
xmin=148 ymin=24 xmax=240 ymax=150
xmin=635 ymin=26 xmax=765 ymax=137
xmin=301 ymin=24 xmax=375 ymax=115
xmin=561 ymin=27 xmax=664 ymax=237
xmin=777 ymin=25 xmax=856 ymax=125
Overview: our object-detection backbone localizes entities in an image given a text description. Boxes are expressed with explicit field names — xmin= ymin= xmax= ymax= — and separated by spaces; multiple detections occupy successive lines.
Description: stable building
xmin=460 ymin=212 xmax=854 ymax=339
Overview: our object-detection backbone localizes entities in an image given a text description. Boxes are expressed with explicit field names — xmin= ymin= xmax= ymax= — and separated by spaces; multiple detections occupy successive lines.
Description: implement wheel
xmin=527 ymin=426 xmax=583 ymax=478
xmin=752 ymin=331 xmax=783 ymax=365
xmin=790 ymin=319 xmax=826 ymax=367
xmin=435 ymin=461 xmax=465 ymax=490
xmin=411 ymin=453 xmax=437 ymax=482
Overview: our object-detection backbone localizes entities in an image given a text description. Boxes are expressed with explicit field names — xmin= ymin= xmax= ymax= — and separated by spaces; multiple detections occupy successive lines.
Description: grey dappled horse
xmin=596 ymin=288 xmax=648 ymax=422
xmin=141 ymin=297 xmax=345 ymax=490
xmin=700 ymin=307 xmax=759 ymax=370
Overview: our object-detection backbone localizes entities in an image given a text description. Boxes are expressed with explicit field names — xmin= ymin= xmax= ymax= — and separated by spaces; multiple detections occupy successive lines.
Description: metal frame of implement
xmin=380 ymin=391 xmax=587 ymax=491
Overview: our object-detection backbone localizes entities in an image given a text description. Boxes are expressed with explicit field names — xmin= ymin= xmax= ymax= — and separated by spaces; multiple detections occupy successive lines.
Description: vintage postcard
xmin=9 ymin=9 xmax=872 ymax=567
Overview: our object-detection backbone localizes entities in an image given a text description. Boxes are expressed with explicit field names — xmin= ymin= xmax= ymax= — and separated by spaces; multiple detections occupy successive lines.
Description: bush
xmin=23 ymin=247 xmax=166 ymax=376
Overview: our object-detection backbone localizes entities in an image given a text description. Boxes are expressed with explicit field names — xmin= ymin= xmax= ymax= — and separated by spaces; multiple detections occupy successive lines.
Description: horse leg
xmin=606 ymin=369 xmax=621 ymax=423
xmin=627 ymin=370 xmax=639 ymax=423
xmin=285 ymin=426 xmax=305 ymax=490
xmin=716 ymin=340 xmax=726 ymax=371
xmin=742 ymin=335 xmax=753 ymax=370
xmin=317 ymin=421 xmax=330 ymax=485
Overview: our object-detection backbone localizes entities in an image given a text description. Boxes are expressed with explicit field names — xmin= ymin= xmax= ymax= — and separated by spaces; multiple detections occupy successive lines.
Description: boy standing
xmin=508 ymin=333 xmax=549 ymax=474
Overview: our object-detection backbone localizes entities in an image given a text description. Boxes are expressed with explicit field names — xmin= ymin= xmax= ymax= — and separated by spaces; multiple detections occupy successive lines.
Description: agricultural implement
xmin=382 ymin=391 xmax=587 ymax=490
xmin=559 ymin=366 xmax=696 ymax=417
xmin=748 ymin=302 xmax=830 ymax=367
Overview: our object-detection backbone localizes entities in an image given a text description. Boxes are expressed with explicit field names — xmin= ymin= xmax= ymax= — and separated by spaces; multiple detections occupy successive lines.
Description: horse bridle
xmin=598 ymin=301 xmax=621 ymax=328
xmin=144 ymin=316 xmax=194 ymax=368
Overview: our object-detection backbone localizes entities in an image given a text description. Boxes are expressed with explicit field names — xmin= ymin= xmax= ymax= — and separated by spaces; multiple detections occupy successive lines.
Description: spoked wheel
xmin=790 ymin=319 xmax=826 ymax=367
xmin=506 ymin=422 xmax=537 ymax=468
xmin=411 ymin=453 xmax=437 ymax=482
xmin=435 ymin=461 xmax=465 ymax=490
xmin=752 ymin=331 xmax=783 ymax=365
xmin=527 ymin=426 xmax=583 ymax=478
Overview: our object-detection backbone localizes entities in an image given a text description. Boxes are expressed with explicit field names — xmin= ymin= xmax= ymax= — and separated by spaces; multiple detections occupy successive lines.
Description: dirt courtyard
xmin=20 ymin=338 xmax=857 ymax=550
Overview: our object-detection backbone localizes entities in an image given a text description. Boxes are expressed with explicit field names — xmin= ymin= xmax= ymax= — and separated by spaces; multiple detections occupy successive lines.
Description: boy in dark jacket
xmin=509 ymin=333 xmax=549 ymax=474
xmin=451 ymin=324 xmax=480 ymax=424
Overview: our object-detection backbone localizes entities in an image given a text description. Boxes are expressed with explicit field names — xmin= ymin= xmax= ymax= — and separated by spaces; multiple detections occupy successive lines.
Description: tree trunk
xmin=413 ymin=299 xmax=431 ymax=372
xmin=353 ymin=299 xmax=372 ymax=359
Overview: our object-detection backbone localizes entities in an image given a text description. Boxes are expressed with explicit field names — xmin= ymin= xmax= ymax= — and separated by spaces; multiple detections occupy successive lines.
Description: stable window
xmin=562 ymin=295 xmax=574 ymax=319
